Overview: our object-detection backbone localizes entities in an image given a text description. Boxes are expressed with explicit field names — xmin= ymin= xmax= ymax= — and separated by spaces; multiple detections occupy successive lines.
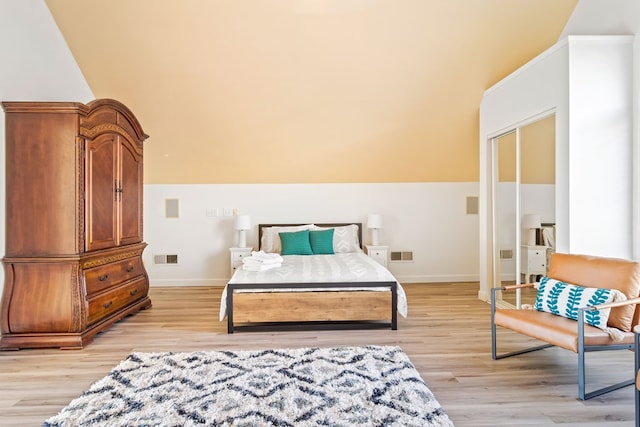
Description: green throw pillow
xmin=310 ymin=229 xmax=334 ymax=255
xmin=279 ymin=230 xmax=313 ymax=255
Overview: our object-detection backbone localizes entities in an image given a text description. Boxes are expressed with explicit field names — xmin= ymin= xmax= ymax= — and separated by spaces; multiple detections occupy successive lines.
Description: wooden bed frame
xmin=226 ymin=223 xmax=398 ymax=333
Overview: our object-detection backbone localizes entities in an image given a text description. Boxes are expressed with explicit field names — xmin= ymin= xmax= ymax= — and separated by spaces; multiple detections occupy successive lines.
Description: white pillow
xmin=311 ymin=224 xmax=360 ymax=253
xmin=261 ymin=224 xmax=314 ymax=253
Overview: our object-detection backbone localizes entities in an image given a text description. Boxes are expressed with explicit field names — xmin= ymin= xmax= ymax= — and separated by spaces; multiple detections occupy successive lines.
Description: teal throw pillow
xmin=309 ymin=229 xmax=334 ymax=255
xmin=279 ymin=230 xmax=313 ymax=255
xmin=534 ymin=276 xmax=624 ymax=330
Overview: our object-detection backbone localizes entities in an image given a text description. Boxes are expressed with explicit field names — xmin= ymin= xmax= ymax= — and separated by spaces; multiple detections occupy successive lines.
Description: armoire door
xmin=119 ymin=137 xmax=144 ymax=245
xmin=85 ymin=133 xmax=118 ymax=252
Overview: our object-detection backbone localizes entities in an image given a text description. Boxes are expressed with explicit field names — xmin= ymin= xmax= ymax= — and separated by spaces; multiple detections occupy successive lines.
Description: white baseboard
xmin=393 ymin=274 xmax=480 ymax=284
xmin=150 ymin=275 xmax=481 ymax=287
xmin=150 ymin=278 xmax=227 ymax=287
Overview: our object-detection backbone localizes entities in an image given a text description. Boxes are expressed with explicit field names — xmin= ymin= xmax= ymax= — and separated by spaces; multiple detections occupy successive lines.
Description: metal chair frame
xmin=634 ymin=327 xmax=640 ymax=427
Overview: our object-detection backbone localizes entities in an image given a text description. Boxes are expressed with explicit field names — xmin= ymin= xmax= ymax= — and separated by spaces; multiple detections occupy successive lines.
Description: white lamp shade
xmin=367 ymin=214 xmax=383 ymax=229
xmin=521 ymin=214 xmax=541 ymax=229
xmin=234 ymin=214 xmax=251 ymax=230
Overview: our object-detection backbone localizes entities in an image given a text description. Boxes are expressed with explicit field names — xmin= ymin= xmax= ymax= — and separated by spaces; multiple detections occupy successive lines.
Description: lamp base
xmin=525 ymin=229 xmax=537 ymax=246
xmin=238 ymin=230 xmax=247 ymax=248
xmin=371 ymin=229 xmax=379 ymax=246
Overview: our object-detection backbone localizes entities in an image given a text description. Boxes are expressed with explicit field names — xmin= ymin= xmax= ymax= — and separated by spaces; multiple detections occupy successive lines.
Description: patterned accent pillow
xmin=279 ymin=230 xmax=313 ymax=255
xmin=311 ymin=224 xmax=360 ymax=253
xmin=534 ymin=277 xmax=626 ymax=330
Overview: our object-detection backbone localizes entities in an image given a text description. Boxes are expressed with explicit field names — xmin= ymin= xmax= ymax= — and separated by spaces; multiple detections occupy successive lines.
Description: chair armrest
xmin=491 ymin=283 xmax=537 ymax=316
xmin=579 ymin=297 xmax=640 ymax=342
xmin=502 ymin=283 xmax=536 ymax=291
xmin=581 ymin=296 xmax=640 ymax=312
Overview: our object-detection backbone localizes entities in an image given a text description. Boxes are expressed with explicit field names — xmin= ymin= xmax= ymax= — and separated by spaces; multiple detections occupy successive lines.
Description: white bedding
xmin=219 ymin=252 xmax=408 ymax=321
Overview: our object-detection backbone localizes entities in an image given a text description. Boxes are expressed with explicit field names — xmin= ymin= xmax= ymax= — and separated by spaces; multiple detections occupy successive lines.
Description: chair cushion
xmin=494 ymin=308 xmax=634 ymax=353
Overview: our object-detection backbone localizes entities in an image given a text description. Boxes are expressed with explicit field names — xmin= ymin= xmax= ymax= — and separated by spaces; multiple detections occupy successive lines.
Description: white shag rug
xmin=44 ymin=345 xmax=454 ymax=426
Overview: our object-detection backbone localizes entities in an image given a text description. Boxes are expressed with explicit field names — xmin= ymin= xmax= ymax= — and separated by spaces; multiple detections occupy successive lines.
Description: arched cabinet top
xmin=2 ymin=98 xmax=148 ymax=144
xmin=83 ymin=98 xmax=148 ymax=143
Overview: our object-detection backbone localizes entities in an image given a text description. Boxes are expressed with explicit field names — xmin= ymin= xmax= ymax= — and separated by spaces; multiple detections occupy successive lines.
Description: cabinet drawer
xmin=528 ymin=254 xmax=546 ymax=267
xmin=87 ymin=277 xmax=146 ymax=325
xmin=529 ymin=250 xmax=546 ymax=259
xmin=231 ymin=252 xmax=251 ymax=262
xmin=231 ymin=251 xmax=250 ymax=264
xmin=370 ymin=253 xmax=386 ymax=263
xmin=85 ymin=257 xmax=144 ymax=295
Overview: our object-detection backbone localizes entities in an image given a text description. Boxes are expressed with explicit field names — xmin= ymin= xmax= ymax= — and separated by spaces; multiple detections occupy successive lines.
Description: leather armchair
xmin=492 ymin=252 xmax=640 ymax=400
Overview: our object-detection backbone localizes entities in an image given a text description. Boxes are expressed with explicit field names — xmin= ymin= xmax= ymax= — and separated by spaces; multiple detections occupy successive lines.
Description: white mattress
xmin=220 ymin=252 xmax=408 ymax=321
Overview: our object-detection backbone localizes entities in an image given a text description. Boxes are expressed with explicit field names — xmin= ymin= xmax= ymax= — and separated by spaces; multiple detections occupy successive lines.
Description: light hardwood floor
xmin=0 ymin=283 xmax=636 ymax=426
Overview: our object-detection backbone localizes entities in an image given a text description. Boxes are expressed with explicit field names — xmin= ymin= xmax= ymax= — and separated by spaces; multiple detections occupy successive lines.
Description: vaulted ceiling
xmin=45 ymin=0 xmax=578 ymax=183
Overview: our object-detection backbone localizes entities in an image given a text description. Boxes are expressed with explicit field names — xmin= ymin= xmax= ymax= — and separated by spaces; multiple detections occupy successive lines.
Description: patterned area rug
xmin=44 ymin=345 xmax=454 ymax=426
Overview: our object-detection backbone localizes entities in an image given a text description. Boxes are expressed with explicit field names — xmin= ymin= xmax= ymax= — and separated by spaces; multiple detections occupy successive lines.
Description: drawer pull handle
xmin=130 ymin=289 xmax=138 ymax=296
xmin=126 ymin=265 xmax=135 ymax=272
xmin=98 ymin=274 xmax=109 ymax=281
xmin=102 ymin=301 xmax=113 ymax=309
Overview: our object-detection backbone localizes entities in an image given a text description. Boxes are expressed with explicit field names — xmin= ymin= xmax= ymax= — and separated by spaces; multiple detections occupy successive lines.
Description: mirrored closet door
xmin=490 ymin=113 xmax=555 ymax=308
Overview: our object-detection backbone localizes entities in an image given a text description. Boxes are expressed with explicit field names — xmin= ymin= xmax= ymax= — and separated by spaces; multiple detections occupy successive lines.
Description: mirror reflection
xmin=492 ymin=114 xmax=555 ymax=308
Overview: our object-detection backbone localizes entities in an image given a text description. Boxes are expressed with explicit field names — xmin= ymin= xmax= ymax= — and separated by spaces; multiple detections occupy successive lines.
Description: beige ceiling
xmin=45 ymin=0 xmax=577 ymax=184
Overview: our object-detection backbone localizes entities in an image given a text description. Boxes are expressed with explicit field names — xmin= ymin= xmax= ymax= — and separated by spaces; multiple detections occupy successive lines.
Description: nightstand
xmin=521 ymin=244 xmax=548 ymax=284
xmin=229 ymin=247 xmax=252 ymax=276
xmin=365 ymin=245 xmax=389 ymax=268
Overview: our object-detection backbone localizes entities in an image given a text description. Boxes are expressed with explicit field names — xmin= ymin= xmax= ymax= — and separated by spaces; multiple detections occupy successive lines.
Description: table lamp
xmin=367 ymin=214 xmax=383 ymax=246
xmin=234 ymin=214 xmax=251 ymax=248
xmin=522 ymin=214 xmax=541 ymax=246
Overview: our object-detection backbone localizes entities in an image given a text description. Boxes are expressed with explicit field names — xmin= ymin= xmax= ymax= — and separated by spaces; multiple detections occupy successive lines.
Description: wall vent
xmin=154 ymin=254 xmax=179 ymax=264
xmin=500 ymin=249 xmax=513 ymax=259
xmin=165 ymin=198 xmax=180 ymax=218
xmin=466 ymin=196 xmax=479 ymax=214
xmin=390 ymin=251 xmax=414 ymax=262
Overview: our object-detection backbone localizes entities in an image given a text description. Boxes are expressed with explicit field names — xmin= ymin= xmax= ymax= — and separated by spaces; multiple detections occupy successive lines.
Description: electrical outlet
xmin=223 ymin=207 xmax=233 ymax=216
xmin=206 ymin=208 xmax=216 ymax=217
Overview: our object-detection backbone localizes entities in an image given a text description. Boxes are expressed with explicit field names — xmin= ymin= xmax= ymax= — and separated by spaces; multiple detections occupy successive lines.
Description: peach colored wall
xmin=497 ymin=115 xmax=555 ymax=184
xmin=521 ymin=115 xmax=555 ymax=184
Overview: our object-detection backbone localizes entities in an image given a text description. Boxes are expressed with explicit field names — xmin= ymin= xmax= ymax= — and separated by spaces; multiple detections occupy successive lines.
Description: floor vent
xmin=154 ymin=254 xmax=179 ymax=264
xmin=390 ymin=251 xmax=414 ymax=262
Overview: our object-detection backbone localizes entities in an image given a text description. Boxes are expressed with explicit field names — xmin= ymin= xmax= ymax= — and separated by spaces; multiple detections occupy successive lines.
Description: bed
xmin=220 ymin=223 xmax=408 ymax=333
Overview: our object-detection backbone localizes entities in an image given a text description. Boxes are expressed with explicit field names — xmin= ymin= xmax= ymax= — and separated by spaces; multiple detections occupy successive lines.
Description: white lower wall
xmin=144 ymin=183 xmax=480 ymax=286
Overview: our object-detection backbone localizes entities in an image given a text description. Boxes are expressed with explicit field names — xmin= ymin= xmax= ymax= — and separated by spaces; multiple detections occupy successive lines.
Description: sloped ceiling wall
xmin=45 ymin=0 xmax=577 ymax=184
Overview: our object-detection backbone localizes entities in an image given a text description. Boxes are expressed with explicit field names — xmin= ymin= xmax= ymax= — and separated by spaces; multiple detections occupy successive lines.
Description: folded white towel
xmin=242 ymin=262 xmax=282 ymax=272
xmin=243 ymin=258 xmax=281 ymax=268
xmin=251 ymin=250 xmax=284 ymax=261
xmin=243 ymin=251 xmax=284 ymax=265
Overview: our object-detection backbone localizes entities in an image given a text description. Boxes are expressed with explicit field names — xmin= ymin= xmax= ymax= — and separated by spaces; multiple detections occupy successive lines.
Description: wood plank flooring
xmin=0 ymin=282 xmax=636 ymax=426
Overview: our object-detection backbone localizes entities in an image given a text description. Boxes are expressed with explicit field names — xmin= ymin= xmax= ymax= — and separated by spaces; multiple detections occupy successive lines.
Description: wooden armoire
xmin=0 ymin=99 xmax=151 ymax=350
